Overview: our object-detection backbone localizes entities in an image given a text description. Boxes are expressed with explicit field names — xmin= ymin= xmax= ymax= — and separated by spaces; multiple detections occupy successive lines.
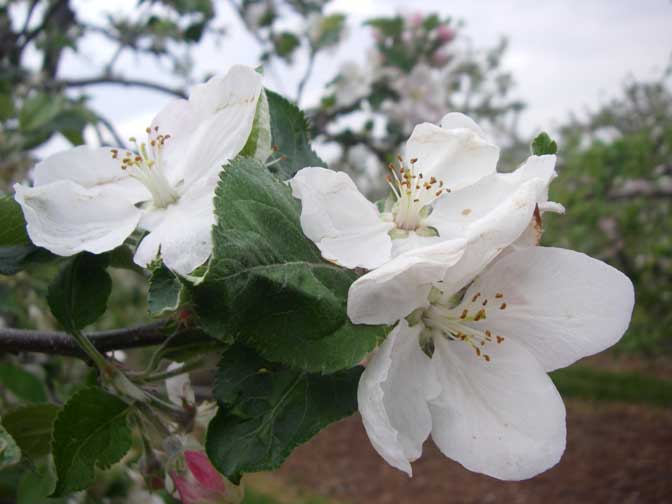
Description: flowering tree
xmin=545 ymin=64 xmax=672 ymax=354
xmin=0 ymin=2 xmax=638 ymax=503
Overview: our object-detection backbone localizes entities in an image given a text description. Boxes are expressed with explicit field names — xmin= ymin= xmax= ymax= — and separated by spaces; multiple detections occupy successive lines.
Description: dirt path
xmin=275 ymin=400 xmax=672 ymax=503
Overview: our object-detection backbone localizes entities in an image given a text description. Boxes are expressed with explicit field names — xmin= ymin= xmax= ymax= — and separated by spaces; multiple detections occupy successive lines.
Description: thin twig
xmin=0 ymin=323 xmax=213 ymax=359
xmin=296 ymin=48 xmax=316 ymax=104
xmin=51 ymin=76 xmax=187 ymax=99
xmin=96 ymin=113 xmax=127 ymax=148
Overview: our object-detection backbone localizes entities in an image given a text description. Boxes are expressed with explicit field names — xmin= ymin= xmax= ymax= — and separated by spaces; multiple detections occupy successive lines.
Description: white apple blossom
xmin=14 ymin=65 xmax=264 ymax=275
xmin=332 ymin=62 xmax=374 ymax=107
xmin=383 ymin=63 xmax=447 ymax=131
xmin=290 ymin=112 xmax=561 ymax=271
xmin=354 ymin=244 xmax=634 ymax=480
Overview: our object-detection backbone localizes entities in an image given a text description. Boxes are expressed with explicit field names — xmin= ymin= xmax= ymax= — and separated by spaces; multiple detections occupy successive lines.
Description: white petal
xmin=150 ymin=99 xmax=199 ymax=186
xmin=291 ymin=167 xmax=393 ymax=269
xmin=33 ymin=146 xmax=149 ymax=202
xmin=439 ymin=112 xmax=487 ymax=136
xmin=435 ymin=178 xmax=543 ymax=298
xmin=135 ymin=180 xmax=215 ymax=275
xmin=165 ymin=362 xmax=196 ymax=406
xmin=429 ymin=335 xmax=566 ymax=480
xmin=511 ymin=155 xmax=558 ymax=204
xmin=462 ymin=247 xmax=635 ymax=372
xmin=390 ymin=233 xmax=441 ymax=257
xmin=405 ymin=120 xmax=499 ymax=191
xmin=424 ymin=157 xmax=556 ymax=241
xmin=179 ymin=65 xmax=263 ymax=188
xmin=14 ymin=181 xmax=141 ymax=256
xmin=358 ymin=320 xmax=440 ymax=476
xmin=348 ymin=238 xmax=466 ymax=325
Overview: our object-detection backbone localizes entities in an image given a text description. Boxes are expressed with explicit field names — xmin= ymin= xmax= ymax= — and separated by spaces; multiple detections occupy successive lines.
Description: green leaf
xmin=0 ymin=195 xmax=42 ymax=275
xmin=0 ymin=363 xmax=48 ymax=403
xmin=531 ymin=132 xmax=558 ymax=155
xmin=17 ymin=461 xmax=66 ymax=504
xmin=365 ymin=16 xmax=404 ymax=38
xmin=47 ymin=253 xmax=112 ymax=333
xmin=19 ymin=93 xmax=63 ymax=132
xmin=192 ymin=158 xmax=384 ymax=373
xmin=2 ymin=404 xmax=60 ymax=459
xmin=51 ymin=387 xmax=132 ymax=497
xmin=312 ymin=14 xmax=345 ymax=48
xmin=266 ymin=90 xmax=326 ymax=180
xmin=240 ymin=90 xmax=272 ymax=163
xmin=0 ymin=424 xmax=21 ymax=469
xmin=148 ymin=264 xmax=183 ymax=316
xmin=0 ymin=195 xmax=30 ymax=246
xmin=206 ymin=345 xmax=362 ymax=482
xmin=273 ymin=32 xmax=300 ymax=60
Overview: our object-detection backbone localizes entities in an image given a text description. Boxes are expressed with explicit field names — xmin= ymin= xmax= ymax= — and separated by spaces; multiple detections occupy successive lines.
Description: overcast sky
xmin=39 ymin=0 xmax=672 ymax=154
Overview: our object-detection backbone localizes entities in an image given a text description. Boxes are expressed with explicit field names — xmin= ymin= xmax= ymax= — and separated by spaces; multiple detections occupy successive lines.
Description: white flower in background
xmin=166 ymin=362 xmax=197 ymax=407
xmin=290 ymin=113 xmax=560 ymax=271
xmin=354 ymin=244 xmax=634 ymax=480
xmin=14 ymin=65 xmax=264 ymax=275
xmin=384 ymin=63 xmax=447 ymax=131
xmin=332 ymin=62 xmax=374 ymax=107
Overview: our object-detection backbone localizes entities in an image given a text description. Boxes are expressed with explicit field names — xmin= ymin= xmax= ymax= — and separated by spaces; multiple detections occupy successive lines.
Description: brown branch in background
xmin=0 ymin=322 xmax=213 ymax=359
xmin=52 ymin=76 xmax=188 ymax=99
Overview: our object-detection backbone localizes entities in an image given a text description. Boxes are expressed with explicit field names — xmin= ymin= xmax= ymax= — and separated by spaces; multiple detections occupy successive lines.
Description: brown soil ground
xmin=273 ymin=399 xmax=672 ymax=504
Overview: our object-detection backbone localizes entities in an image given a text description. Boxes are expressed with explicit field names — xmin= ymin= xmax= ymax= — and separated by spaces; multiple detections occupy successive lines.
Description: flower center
xmin=409 ymin=288 xmax=508 ymax=362
xmin=111 ymin=126 xmax=179 ymax=209
xmin=385 ymin=156 xmax=448 ymax=235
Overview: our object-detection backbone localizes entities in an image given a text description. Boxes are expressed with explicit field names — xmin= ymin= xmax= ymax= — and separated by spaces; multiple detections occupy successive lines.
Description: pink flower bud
xmin=431 ymin=49 xmax=450 ymax=67
xmin=437 ymin=25 xmax=455 ymax=44
xmin=171 ymin=451 xmax=242 ymax=504
xmin=408 ymin=12 xmax=423 ymax=29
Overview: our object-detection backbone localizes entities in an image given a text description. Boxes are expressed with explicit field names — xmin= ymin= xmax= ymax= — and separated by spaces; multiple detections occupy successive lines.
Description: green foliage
xmin=206 ymin=345 xmax=362 ymax=483
xmin=551 ymin=366 xmax=672 ymax=409
xmin=266 ymin=90 xmax=326 ymax=180
xmin=544 ymin=74 xmax=672 ymax=354
xmin=17 ymin=462 xmax=65 ymax=504
xmin=148 ymin=265 xmax=183 ymax=316
xmin=0 ymin=195 xmax=45 ymax=275
xmin=51 ymin=387 xmax=132 ymax=496
xmin=273 ymin=32 xmax=301 ymax=60
xmin=2 ymin=404 xmax=60 ymax=459
xmin=47 ymin=253 xmax=112 ymax=333
xmin=531 ymin=132 xmax=558 ymax=155
xmin=311 ymin=14 xmax=346 ymax=49
xmin=18 ymin=94 xmax=93 ymax=149
xmin=365 ymin=17 xmax=404 ymax=38
xmin=0 ymin=424 xmax=21 ymax=469
xmin=0 ymin=363 xmax=47 ymax=403
xmin=192 ymin=158 xmax=384 ymax=373
xmin=0 ymin=196 xmax=30 ymax=246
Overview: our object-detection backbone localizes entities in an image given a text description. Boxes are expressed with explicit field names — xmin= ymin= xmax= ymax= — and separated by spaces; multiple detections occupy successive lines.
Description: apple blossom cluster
xmin=290 ymin=114 xmax=634 ymax=479
xmin=9 ymin=64 xmax=634 ymax=499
